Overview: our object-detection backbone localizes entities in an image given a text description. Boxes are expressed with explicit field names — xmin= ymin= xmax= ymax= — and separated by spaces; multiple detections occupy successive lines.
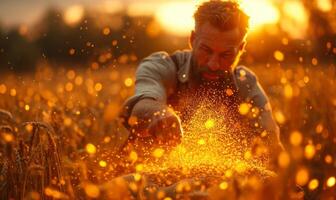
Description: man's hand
xmin=130 ymin=98 xmax=183 ymax=146
xmin=147 ymin=107 xmax=183 ymax=146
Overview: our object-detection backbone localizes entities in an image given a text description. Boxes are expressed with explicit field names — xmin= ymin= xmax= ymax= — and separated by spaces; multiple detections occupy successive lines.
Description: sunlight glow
xmin=64 ymin=5 xmax=84 ymax=26
xmin=281 ymin=0 xmax=309 ymax=39
xmin=240 ymin=0 xmax=280 ymax=29
xmin=154 ymin=0 xmax=281 ymax=36
xmin=154 ymin=2 xmax=195 ymax=36
xmin=101 ymin=0 xmax=124 ymax=14
xmin=127 ymin=2 xmax=160 ymax=17
xmin=317 ymin=0 xmax=333 ymax=12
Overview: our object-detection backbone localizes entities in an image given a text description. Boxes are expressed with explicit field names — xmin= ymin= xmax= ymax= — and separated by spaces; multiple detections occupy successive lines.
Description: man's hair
xmin=194 ymin=1 xmax=249 ymax=38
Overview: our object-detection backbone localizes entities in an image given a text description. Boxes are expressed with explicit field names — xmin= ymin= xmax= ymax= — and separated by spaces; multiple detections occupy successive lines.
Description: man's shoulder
xmin=142 ymin=51 xmax=171 ymax=64
xmin=136 ymin=51 xmax=178 ymax=82
xmin=138 ymin=50 xmax=192 ymax=81
xmin=142 ymin=50 xmax=191 ymax=66
xmin=136 ymin=51 xmax=176 ymax=75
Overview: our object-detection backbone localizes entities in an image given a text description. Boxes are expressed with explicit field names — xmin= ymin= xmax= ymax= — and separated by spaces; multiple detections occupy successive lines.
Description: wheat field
xmin=0 ymin=63 xmax=335 ymax=199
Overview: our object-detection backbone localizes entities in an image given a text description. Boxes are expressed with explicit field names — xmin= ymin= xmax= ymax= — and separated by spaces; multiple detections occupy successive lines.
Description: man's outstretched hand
xmin=147 ymin=107 xmax=183 ymax=146
xmin=130 ymin=98 xmax=183 ymax=146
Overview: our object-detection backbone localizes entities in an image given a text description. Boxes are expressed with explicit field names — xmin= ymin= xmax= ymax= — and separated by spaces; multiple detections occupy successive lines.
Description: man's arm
xmin=235 ymin=66 xmax=284 ymax=164
xmin=250 ymin=81 xmax=284 ymax=153
xmin=120 ymin=52 xmax=182 ymax=143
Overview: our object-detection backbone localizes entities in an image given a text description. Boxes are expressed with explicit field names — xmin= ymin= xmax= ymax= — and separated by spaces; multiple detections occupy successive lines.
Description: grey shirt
xmin=121 ymin=50 xmax=282 ymax=149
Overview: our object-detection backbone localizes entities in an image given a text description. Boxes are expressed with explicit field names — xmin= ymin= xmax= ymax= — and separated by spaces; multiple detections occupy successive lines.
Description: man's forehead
xmin=195 ymin=22 xmax=243 ymax=46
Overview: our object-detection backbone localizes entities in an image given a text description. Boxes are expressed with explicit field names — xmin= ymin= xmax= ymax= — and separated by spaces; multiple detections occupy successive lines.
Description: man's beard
xmin=191 ymin=59 xmax=237 ymax=91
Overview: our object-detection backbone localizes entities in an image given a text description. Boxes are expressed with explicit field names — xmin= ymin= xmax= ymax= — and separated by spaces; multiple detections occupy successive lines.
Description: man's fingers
xmin=144 ymin=108 xmax=183 ymax=147
xmin=157 ymin=115 xmax=182 ymax=143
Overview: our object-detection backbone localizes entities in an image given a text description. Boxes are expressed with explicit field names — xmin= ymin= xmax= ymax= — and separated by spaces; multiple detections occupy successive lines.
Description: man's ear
xmin=189 ymin=30 xmax=195 ymax=49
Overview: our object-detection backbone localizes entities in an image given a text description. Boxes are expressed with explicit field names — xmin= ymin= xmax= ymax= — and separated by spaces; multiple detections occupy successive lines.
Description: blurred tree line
xmin=0 ymin=3 xmax=335 ymax=73
xmin=0 ymin=8 xmax=188 ymax=72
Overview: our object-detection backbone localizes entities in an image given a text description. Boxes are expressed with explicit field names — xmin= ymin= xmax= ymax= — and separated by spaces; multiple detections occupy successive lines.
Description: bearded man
xmin=120 ymin=0 xmax=283 ymax=163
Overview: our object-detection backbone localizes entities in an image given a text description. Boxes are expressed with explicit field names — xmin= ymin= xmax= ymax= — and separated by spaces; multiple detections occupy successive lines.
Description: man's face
xmin=190 ymin=22 xmax=245 ymax=82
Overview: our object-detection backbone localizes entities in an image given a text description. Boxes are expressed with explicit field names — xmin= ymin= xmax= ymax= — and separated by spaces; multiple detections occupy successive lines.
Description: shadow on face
xmin=190 ymin=22 xmax=246 ymax=82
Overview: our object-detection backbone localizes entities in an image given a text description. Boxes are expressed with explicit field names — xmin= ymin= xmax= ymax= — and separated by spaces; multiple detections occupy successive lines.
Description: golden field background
xmin=0 ymin=62 xmax=335 ymax=199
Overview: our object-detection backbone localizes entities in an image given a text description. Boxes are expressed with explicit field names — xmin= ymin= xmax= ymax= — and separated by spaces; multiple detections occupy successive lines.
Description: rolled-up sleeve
xmin=120 ymin=52 xmax=177 ymax=125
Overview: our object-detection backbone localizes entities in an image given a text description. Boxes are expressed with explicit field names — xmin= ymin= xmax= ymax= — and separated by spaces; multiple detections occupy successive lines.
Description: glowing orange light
xmin=278 ymin=151 xmax=290 ymax=168
xmin=94 ymin=83 xmax=103 ymax=92
xmin=67 ymin=70 xmax=76 ymax=80
xmin=112 ymin=40 xmax=118 ymax=46
xmin=282 ymin=38 xmax=289 ymax=45
xmin=304 ymin=144 xmax=316 ymax=160
xmin=84 ymin=183 xmax=100 ymax=198
xmin=99 ymin=160 xmax=107 ymax=168
xmin=327 ymin=177 xmax=336 ymax=187
xmin=136 ymin=164 xmax=144 ymax=172
xmin=225 ymin=88 xmax=234 ymax=96
xmin=0 ymin=84 xmax=7 ymax=94
xmin=308 ymin=179 xmax=319 ymax=190
xmin=69 ymin=48 xmax=75 ymax=55
xmin=154 ymin=2 xmax=194 ymax=37
xmin=102 ymin=27 xmax=111 ymax=35
xmin=152 ymin=148 xmax=165 ymax=158
xmin=239 ymin=103 xmax=250 ymax=115
xmin=25 ymin=124 xmax=34 ymax=132
xmin=127 ymin=2 xmax=157 ymax=17
xmin=290 ymin=131 xmax=303 ymax=146
xmin=284 ymin=84 xmax=293 ymax=99
xmin=154 ymin=0 xmax=280 ymax=36
xmin=274 ymin=110 xmax=286 ymax=124
xmin=86 ymin=143 xmax=97 ymax=154
xmin=204 ymin=119 xmax=215 ymax=129
xmin=324 ymin=155 xmax=333 ymax=164
xmin=274 ymin=50 xmax=285 ymax=62
xmin=64 ymin=5 xmax=84 ymax=26
xmin=128 ymin=116 xmax=138 ymax=126
xmin=25 ymin=105 xmax=30 ymax=111
xmin=124 ymin=78 xmax=133 ymax=87
xmin=296 ymin=168 xmax=309 ymax=186
xmin=129 ymin=151 xmax=138 ymax=162
xmin=317 ymin=0 xmax=332 ymax=12
xmin=10 ymin=89 xmax=16 ymax=96
xmin=244 ymin=151 xmax=252 ymax=160
xmin=65 ymin=82 xmax=74 ymax=92
xmin=134 ymin=173 xmax=142 ymax=182
xmin=312 ymin=58 xmax=318 ymax=66
xmin=281 ymin=1 xmax=308 ymax=39
xmin=240 ymin=0 xmax=280 ymax=29
xmin=75 ymin=76 xmax=83 ymax=86
xmin=197 ymin=139 xmax=206 ymax=145
xmin=44 ymin=187 xmax=65 ymax=199
xmin=101 ymin=0 xmax=124 ymax=14
xmin=219 ymin=181 xmax=229 ymax=190
xmin=2 ymin=132 xmax=14 ymax=142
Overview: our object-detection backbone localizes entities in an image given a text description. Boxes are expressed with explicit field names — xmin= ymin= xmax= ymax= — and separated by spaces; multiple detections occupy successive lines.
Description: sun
xmin=154 ymin=2 xmax=195 ymax=37
xmin=154 ymin=0 xmax=280 ymax=37
xmin=240 ymin=0 xmax=280 ymax=29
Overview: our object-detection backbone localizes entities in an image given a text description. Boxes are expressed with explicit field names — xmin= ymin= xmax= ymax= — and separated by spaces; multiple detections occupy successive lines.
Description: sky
xmin=0 ymin=0 xmax=328 ymax=38
xmin=0 ymin=0 xmax=168 ymax=27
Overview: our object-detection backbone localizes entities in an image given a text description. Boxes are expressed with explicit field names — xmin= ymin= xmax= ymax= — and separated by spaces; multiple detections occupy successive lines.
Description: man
xmin=120 ymin=0 xmax=283 ymax=160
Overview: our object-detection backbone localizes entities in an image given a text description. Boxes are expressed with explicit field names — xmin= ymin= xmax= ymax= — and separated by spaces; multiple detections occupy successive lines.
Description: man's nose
xmin=207 ymin=55 xmax=220 ymax=71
